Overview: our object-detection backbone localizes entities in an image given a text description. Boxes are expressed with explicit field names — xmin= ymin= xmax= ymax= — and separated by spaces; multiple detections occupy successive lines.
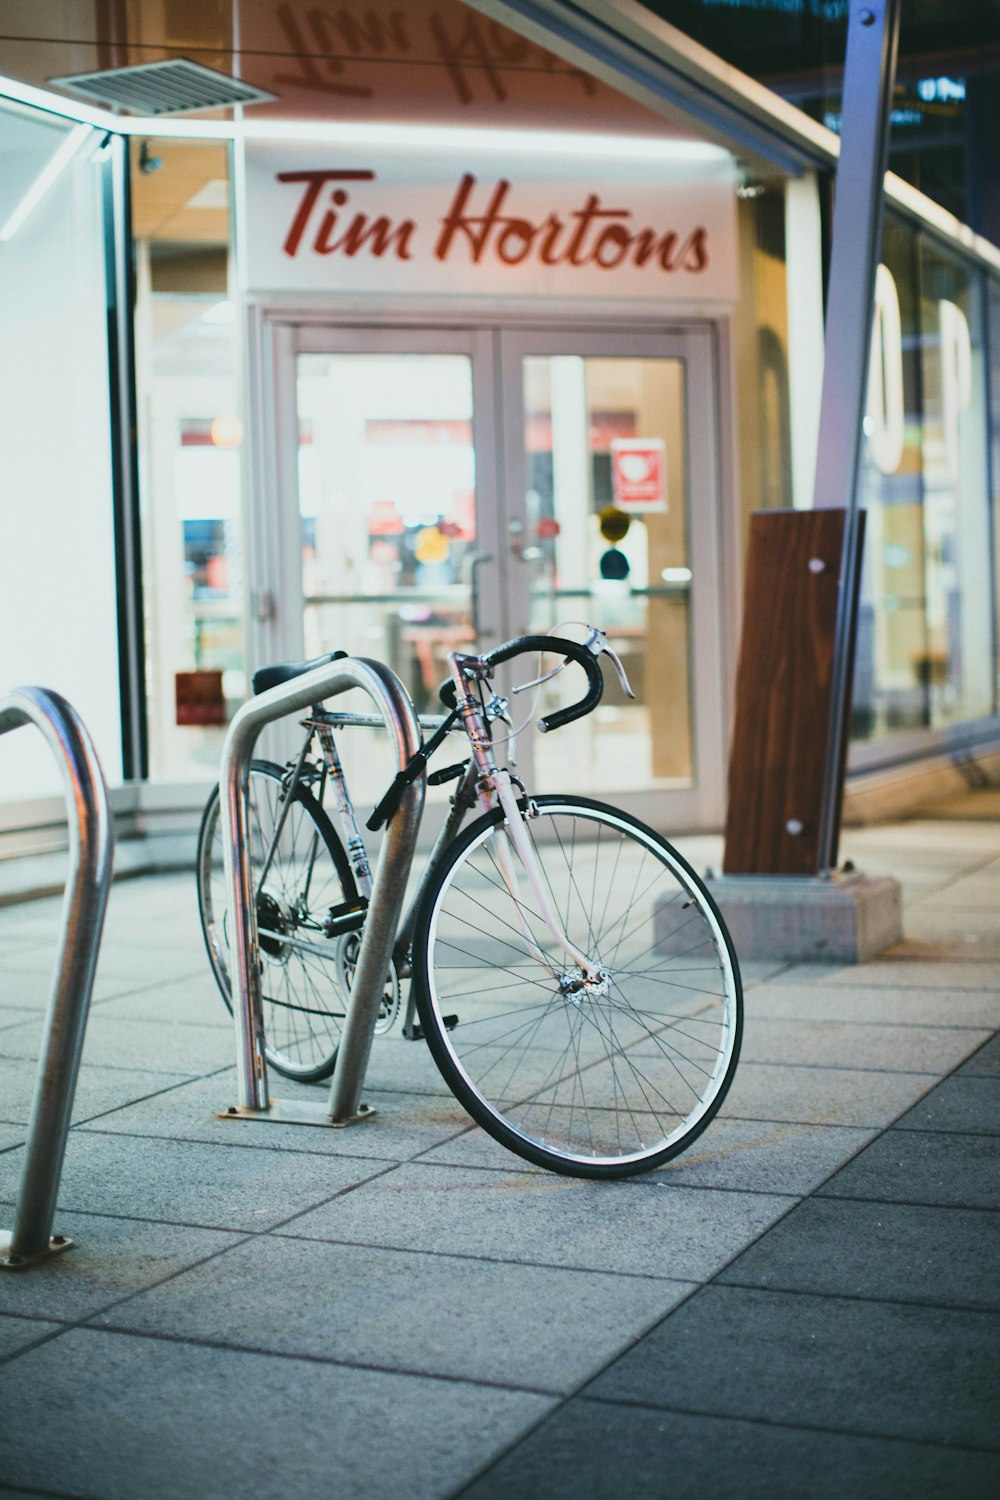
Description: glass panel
xmin=852 ymin=218 xmax=993 ymax=742
xmin=917 ymin=242 xmax=991 ymax=729
xmin=520 ymin=354 xmax=692 ymax=792
xmin=132 ymin=140 xmax=244 ymax=782
xmin=294 ymin=351 xmax=479 ymax=810
xmin=297 ymin=353 xmax=477 ymax=719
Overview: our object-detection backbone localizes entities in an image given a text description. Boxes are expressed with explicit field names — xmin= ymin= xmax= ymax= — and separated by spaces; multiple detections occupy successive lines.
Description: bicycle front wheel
xmin=196 ymin=759 xmax=358 ymax=1082
xmin=412 ymin=795 xmax=742 ymax=1178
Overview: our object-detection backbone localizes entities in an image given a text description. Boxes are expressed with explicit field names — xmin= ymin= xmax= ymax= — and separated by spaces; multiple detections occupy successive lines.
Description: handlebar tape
xmin=482 ymin=635 xmax=604 ymax=733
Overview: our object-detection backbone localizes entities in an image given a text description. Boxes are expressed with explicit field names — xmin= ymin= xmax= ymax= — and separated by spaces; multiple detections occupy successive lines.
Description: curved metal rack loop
xmin=0 ymin=688 xmax=113 ymax=1269
xmin=218 ymin=656 xmax=423 ymax=1125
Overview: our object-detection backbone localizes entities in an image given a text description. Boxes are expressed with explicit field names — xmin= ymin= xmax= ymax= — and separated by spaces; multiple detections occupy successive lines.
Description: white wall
xmin=0 ymin=108 xmax=123 ymax=811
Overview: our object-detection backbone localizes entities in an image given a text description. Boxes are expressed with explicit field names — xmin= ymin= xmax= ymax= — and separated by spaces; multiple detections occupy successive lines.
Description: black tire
xmin=412 ymin=795 xmax=742 ymax=1178
xmin=196 ymin=759 xmax=358 ymax=1081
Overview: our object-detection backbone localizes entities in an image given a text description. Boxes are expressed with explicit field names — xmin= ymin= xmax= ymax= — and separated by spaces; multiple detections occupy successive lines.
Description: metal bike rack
xmin=218 ymin=657 xmax=424 ymax=1128
xmin=0 ymin=688 xmax=113 ymax=1269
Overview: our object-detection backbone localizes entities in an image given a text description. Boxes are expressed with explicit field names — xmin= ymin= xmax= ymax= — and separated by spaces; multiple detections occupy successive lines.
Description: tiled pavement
xmin=0 ymin=801 xmax=997 ymax=1499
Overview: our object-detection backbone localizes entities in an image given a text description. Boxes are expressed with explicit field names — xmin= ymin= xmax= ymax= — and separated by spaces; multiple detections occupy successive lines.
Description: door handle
xmin=463 ymin=551 xmax=493 ymax=638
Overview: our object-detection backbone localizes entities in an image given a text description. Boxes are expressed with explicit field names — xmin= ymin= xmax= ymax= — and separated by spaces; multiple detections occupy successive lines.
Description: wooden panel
xmin=723 ymin=509 xmax=864 ymax=876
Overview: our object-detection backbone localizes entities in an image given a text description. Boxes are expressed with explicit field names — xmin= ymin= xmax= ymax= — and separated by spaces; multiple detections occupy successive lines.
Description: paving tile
xmin=351 ymin=1033 xmax=464 ymax=1094
xmin=887 ymin=934 xmax=1000 ymax=961
xmin=3 ymin=942 xmax=206 ymax=986
xmin=745 ymin=984 xmax=1000 ymax=1029
xmin=586 ymin=1285 xmax=1000 ymax=1450
xmin=718 ymin=1061 xmax=938 ymax=1127
xmin=0 ymin=1057 xmax=194 ymax=1128
xmin=0 ymin=1013 xmax=235 ymax=1076
xmin=92 ymin=1233 xmax=693 ymax=1393
xmin=719 ymin=1197 xmax=1000 ymax=1309
xmin=0 ymin=1488 xmax=68 ymax=1499
xmin=643 ymin=1119 xmax=875 ymax=1196
xmin=897 ymin=925 xmax=1000 ymax=961
xmin=906 ymin=905 xmax=1000 ymax=936
xmin=93 ymin=975 xmax=234 ymax=1028
xmin=0 ymin=1327 xmax=553 ymax=1500
xmin=458 ymin=1399 xmax=1000 ymax=1500
xmin=0 ymin=1133 xmax=389 ymax=1233
xmin=0 ymin=1125 xmax=25 ymax=1152
xmin=0 ymin=962 xmax=167 ymax=1011
xmin=817 ymin=1129 xmax=999 ymax=1209
xmin=0 ymin=1314 xmax=62 ymax=1359
xmin=924 ymin=869 xmax=1000 ymax=908
xmin=0 ymin=1008 xmax=38 ymax=1032
xmin=893 ymin=1075 xmax=1000 ymax=1134
xmin=79 ymin=1072 xmax=477 ymax=1161
xmin=0 ymin=1208 xmax=244 ymax=1321
xmin=958 ymin=1033 xmax=1000 ymax=1076
xmin=420 ymin=1118 xmax=876 ymax=1195
xmin=282 ymin=1162 xmax=789 ymax=1280
xmin=775 ymin=961 xmax=999 ymax=991
xmin=739 ymin=1018 xmax=989 ymax=1073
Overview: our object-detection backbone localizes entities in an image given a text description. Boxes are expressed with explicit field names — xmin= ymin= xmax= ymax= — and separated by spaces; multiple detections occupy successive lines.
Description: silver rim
xmin=421 ymin=801 xmax=740 ymax=1169
xmin=199 ymin=768 xmax=349 ymax=1079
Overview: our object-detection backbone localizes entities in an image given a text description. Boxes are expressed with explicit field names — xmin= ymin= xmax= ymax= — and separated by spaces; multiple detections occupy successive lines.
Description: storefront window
xmin=0 ymin=102 xmax=122 ymax=808
xmin=853 ymin=216 xmax=994 ymax=742
xmin=132 ymin=142 xmax=245 ymax=781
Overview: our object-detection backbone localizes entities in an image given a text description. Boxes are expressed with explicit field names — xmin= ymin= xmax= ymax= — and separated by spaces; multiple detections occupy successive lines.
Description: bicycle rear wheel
xmin=412 ymin=795 xmax=742 ymax=1178
xmin=196 ymin=759 xmax=359 ymax=1082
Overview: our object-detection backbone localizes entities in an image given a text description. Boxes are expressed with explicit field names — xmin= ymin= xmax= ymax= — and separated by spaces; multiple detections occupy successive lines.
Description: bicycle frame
xmin=258 ymin=646 xmax=603 ymax=1029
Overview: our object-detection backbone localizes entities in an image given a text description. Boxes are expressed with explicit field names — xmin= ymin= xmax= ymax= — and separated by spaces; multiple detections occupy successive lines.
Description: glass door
xmin=264 ymin=320 xmax=725 ymax=825
xmin=289 ymin=326 xmax=499 ymax=714
xmin=499 ymin=328 xmax=726 ymax=827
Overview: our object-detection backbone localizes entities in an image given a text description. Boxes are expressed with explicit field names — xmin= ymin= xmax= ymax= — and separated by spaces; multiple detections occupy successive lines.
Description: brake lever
xmin=583 ymin=626 xmax=636 ymax=700
xmin=485 ymin=693 xmax=518 ymax=763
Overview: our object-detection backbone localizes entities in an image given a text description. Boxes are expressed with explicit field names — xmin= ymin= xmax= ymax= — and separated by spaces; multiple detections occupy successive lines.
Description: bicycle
xmin=196 ymin=628 xmax=743 ymax=1179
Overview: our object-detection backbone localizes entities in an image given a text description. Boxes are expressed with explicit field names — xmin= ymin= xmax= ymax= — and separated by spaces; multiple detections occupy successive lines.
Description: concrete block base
xmin=705 ymin=871 xmax=903 ymax=964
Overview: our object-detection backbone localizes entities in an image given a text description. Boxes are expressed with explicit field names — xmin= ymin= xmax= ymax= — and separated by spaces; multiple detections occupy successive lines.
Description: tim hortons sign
xmin=242 ymin=146 xmax=739 ymax=300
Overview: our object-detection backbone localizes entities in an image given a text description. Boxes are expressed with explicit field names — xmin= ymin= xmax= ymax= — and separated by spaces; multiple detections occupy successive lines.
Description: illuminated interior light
xmin=661 ymin=567 xmax=693 ymax=583
xmin=0 ymin=74 xmax=730 ymax=162
xmin=210 ymin=414 xmax=244 ymax=447
xmin=0 ymin=73 xmax=114 ymax=127
xmin=0 ymin=123 xmax=92 ymax=241
xmin=227 ymin=121 xmax=731 ymax=161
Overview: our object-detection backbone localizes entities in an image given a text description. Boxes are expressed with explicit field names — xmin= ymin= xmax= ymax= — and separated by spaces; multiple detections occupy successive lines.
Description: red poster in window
xmin=611 ymin=438 xmax=667 ymax=513
xmin=175 ymin=671 xmax=227 ymax=727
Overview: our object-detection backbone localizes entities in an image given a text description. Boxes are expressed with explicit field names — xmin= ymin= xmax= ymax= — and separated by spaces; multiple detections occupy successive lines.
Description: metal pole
xmin=813 ymin=0 xmax=901 ymax=873
xmin=218 ymin=657 xmax=423 ymax=1119
xmin=0 ymin=688 xmax=114 ymax=1268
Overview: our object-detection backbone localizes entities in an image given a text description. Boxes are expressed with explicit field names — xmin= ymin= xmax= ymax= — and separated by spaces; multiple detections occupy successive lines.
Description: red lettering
xmin=272 ymin=5 xmax=409 ymax=98
xmin=434 ymin=175 xmax=511 ymax=262
xmin=563 ymin=195 xmax=630 ymax=266
xmin=496 ymin=218 xmax=536 ymax=264
xmin=537 ymin=213 xmax=567 ymax=265
xmin=278 ymin=170 xmax=374 ymax=256
xmin=593 ymin=224 xmax=632 ymax=269
xmin=322 ymin=213 xmax=415 ymax=260
xmin=683 ymin=228 xmax=709 ymax=271
xmin=632 ymin=228 xmax=678 ymax=270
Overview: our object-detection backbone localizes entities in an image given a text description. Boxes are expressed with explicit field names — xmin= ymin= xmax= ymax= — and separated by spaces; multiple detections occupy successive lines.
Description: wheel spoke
xmin=416 ymin=798 xmax=741 ymax=1176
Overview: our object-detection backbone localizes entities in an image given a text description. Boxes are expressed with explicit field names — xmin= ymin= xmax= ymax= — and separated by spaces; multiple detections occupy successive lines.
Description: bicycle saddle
xmin=252 ymin=650 xmax=348 ymax=696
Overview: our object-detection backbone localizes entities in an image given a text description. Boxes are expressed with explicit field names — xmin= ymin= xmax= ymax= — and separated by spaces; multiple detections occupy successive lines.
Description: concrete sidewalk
xmin=0 ymin=800 xmax=997 ymax=1499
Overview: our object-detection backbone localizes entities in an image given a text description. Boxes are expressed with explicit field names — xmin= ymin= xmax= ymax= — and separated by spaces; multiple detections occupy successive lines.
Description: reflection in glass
xmin=521 ymin=355 xmax=692 ymax=793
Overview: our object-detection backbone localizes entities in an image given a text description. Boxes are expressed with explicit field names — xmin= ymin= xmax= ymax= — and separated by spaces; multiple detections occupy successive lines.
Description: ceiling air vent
xmin=48 ymin=59 xmax=277 ymax=116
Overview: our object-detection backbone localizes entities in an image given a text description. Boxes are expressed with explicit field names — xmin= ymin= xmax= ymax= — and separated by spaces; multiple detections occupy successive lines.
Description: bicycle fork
xmin=487 ymin=770 xmax=598 ymax=984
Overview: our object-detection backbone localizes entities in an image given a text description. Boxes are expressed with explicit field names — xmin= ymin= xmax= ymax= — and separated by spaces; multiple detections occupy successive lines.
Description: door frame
xmin=245 ymin=298 xmax=737 ymax=828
